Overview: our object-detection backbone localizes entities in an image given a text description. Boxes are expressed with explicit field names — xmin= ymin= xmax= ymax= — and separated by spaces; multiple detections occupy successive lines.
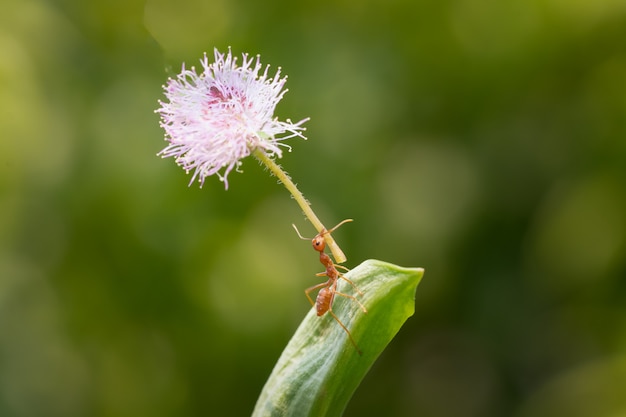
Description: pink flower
xmin=156 ymin=48 xmax=308 ymax=189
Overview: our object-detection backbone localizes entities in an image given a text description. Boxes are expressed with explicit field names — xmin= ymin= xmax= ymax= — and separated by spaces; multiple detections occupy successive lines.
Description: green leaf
xmin=252 ymin=259 xmax=424 ymax=417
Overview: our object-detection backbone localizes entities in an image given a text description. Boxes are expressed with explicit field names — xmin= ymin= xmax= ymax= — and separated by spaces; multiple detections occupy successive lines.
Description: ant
xmin=293 ymin=219 xmax=367 ymax=355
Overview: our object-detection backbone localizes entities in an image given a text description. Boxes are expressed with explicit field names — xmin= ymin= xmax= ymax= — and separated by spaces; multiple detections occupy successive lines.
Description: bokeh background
xmin=2 ymin=0 xmax=626 ymax=416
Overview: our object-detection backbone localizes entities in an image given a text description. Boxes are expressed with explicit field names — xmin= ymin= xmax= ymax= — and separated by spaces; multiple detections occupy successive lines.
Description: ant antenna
xmin=293 ymin=219 xmax=354 ymax=255
xmin=292 ymin=223 xmax=309 ymax=241
xmin=325 ymin=218 xmax=354 ymax=235
xmin=292 ymin=219 xmax=354 ymax=241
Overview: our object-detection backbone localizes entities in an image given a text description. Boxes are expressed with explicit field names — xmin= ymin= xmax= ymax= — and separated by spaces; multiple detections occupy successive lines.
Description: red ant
xmin=293 ymin=219 xmax=367 ymax=354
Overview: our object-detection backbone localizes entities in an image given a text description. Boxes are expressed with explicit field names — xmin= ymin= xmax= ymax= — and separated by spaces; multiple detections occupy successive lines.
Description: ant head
xmin=312 ymin=234 xmax=326 ymax=252
xmin=293 ymin=224 xmax=327 ymax=252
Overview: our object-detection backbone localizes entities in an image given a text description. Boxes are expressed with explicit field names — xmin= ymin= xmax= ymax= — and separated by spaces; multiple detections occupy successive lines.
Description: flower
xmin=156 ymin=47 xmax=308 ymax=189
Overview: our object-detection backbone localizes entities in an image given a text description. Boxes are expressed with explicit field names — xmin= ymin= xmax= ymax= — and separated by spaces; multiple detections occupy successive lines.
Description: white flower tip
xmin=156 ymin=47 xmax=309 ymax=190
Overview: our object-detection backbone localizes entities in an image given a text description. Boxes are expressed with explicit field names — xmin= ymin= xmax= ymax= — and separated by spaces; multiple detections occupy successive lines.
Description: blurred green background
xmin=2 ymin=0 xmax=626 ymax=416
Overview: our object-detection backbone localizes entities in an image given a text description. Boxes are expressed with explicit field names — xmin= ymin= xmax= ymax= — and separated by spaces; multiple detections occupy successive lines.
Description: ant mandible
xmin=293 ymin=219 xmax=368 ymax=355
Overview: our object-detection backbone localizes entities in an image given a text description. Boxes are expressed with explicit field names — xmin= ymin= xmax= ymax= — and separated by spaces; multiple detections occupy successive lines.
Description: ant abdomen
xmin=315 ymin=287 xmax=333 ymax=316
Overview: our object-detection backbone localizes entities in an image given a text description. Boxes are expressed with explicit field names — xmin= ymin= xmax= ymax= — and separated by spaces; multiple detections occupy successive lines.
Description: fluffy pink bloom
xmin=156 ymin=48 xmax=308 ymax=189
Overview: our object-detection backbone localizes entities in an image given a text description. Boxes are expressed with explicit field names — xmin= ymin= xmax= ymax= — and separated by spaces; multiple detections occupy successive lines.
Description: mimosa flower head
xmin=156 ymin=47 xmax=308 ymax=189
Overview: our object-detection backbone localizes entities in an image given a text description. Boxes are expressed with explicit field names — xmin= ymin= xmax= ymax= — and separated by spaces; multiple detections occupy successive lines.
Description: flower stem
xmin=253 ymin=149 xmax=348 ymax=264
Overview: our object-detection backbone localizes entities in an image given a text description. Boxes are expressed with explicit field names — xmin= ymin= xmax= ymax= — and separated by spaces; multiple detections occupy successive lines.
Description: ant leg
xmin=327 ymin=308 xmax=362 ymax=355
xmin=335 ymin=264 xmax=350 ymax=272
xmin=334 ymin=291 xmax=368 ymax=314
xmin=336 ymin=272 xmax=364 ymax=296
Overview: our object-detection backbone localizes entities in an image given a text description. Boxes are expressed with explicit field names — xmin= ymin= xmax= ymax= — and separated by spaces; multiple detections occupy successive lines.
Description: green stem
xmin=253 ymin=149 xmax=347 ymax=264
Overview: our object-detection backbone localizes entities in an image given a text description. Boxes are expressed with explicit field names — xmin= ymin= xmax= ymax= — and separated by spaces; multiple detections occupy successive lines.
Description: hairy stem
xmin=253 ymin=149 xmax=347 ymax=263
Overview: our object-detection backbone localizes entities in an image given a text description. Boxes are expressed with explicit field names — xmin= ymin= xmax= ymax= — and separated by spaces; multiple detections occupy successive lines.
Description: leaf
xmin=252 ymin=259 xmax=424 ymax=417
